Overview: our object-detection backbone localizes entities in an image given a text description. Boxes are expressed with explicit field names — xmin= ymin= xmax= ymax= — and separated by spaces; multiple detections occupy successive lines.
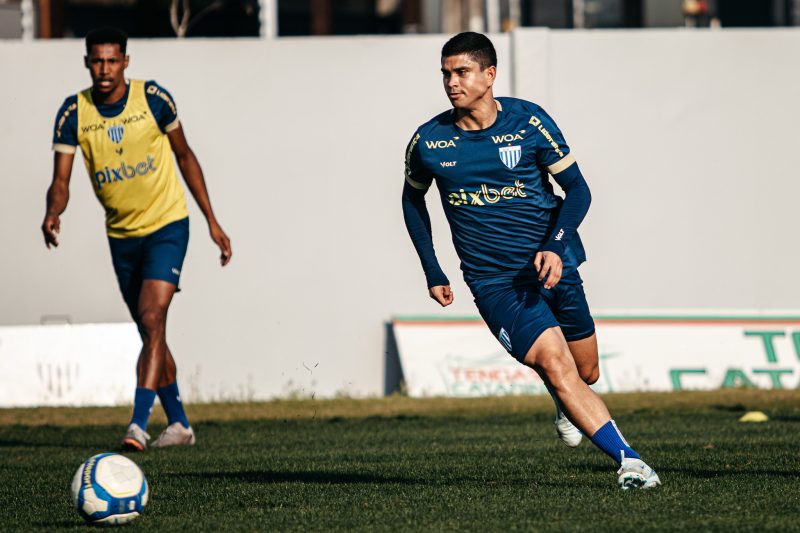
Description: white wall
xmin=0 ymin=35 xmax=511 ymax=400
xmin=514 ymin=28 xmax=800 ymax=310
xmin=1 ymin=29 xmax=798 ymax=401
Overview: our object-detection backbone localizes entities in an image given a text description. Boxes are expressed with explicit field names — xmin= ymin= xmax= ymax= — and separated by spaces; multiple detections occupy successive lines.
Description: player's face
xmin=84 ymin=44 xmax=129 ymax=95
xmin=441 ymin=54 xmax=496 ymax=110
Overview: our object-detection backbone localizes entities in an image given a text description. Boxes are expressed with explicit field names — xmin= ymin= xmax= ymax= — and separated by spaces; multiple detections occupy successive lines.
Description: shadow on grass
xmin=167 ymin=469 xmax=422 ymax=485
xmin=166 ymin=470 xmax=423 ymax=485
xmin=0 ymin=438 xmax=94 ymax=450
xmin=30 ymin=519 xmax=83 ymax=528
xmin=166 ymin=470 xmax=557 ymax=487
xmin=568 ymin=460 xmax=796 ymax=479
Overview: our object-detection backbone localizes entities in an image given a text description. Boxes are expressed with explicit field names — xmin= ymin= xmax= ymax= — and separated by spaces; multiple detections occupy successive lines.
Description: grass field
xmin=1 ymin=390 xmax=799 ymax=531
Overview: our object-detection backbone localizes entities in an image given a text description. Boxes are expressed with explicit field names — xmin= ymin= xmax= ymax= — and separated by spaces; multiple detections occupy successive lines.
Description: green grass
xmin=1 ymin=390 xmax=799 ymax=531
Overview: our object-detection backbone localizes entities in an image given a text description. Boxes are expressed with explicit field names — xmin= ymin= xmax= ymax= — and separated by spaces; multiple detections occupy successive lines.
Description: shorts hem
xmin=512 ymin=322 xmax=559 ymax=363
xmin=564 ymin=328 xmax=596 ymax=343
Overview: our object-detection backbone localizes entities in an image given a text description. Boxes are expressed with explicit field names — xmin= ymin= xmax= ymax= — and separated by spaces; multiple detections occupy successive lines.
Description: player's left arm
xmin=530 ymin=109 xmax=591 ymax=289
xmin=168 ymin=125 xmax=232 ymax=266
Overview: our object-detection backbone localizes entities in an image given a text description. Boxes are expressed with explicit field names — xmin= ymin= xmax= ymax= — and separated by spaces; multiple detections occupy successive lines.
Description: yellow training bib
xmin=77 ymin=79 xmax=188 ymax=238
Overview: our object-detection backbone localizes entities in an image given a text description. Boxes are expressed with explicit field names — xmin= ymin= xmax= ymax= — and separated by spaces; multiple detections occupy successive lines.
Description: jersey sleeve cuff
xmin=547 ymin=152 xmax=576 ymax=175
xmin=540 ymin=238 xmax=566 ymax=255
xmin=164 ymin=118 xmax=181 ymax=133
xmin=53 ymin=143 xmax=77 ymax=154
xmin=425 ymin=271 xmax=450 ymax=289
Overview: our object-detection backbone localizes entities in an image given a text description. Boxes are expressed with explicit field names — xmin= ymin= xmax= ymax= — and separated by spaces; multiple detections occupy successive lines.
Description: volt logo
xmin=440 ymin=161 xmax=457 ymax=168
xmin=425 ymin=140 xmax=457 ymax=149
xmin=94 ymin=155 xmax=157 ymax=189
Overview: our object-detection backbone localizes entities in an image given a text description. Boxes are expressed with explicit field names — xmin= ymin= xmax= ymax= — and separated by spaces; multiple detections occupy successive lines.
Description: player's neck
xmin=454 ymin=96 xmax=499 ymax=131
xmin=92 ymin=79 xmax=128 ymax=106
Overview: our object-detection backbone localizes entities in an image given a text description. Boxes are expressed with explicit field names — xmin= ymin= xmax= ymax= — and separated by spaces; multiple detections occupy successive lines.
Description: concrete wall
xmin=1 ymin=29 xmax=799 ymax=400
xmin=514 ymin=28 xmax=800 ymax=310
xmin=0 ymin=35 xmax=511 ymax=400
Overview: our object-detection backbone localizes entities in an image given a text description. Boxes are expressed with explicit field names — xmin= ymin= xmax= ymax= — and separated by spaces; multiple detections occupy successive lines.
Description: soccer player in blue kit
xmin=402 ymin=32 xmax=661 ymax=489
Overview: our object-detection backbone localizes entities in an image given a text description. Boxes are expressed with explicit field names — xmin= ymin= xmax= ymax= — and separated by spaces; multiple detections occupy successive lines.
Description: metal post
xmin=260 ymin=0 xmax=278 ymax=39
xmin=573 ymin=0 xmax=585 ymax=28
xmin=508 ymin=0 xmax=521 ymax=30
xmin=37 ymin=0 xmax=51 ymax=38
xmin=21 ymin=0 xmax=35 ymax=40
xmin=486 ymin=0 xmax=500 ymax=33
xmin=468 ymin=0 xmax=485 ymax=31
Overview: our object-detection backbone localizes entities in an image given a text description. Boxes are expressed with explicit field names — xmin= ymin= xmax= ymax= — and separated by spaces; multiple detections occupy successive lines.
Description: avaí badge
xmin=498 ymin=145 xmax=521 ymax=169
xmin=107 ymin=125 xmax=124 ymax=144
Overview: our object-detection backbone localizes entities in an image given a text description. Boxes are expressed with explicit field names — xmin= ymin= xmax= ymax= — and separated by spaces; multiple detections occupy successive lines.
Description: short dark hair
xmin=85 ymin=27 xmax=128 ymax=55
xmin=441 ymin=32 xmax=497 ymax=70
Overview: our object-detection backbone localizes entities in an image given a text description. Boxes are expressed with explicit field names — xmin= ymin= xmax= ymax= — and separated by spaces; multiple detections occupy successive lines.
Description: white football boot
xmin=121 ymin=423 xmax=150 ymax=452
xmin=617 ymin=457 xmax=662 ymax=490
xmin=152 ymin=422 xmax=196 ymax=448
xmin=554 ymin=413 xmax=583 ymax=447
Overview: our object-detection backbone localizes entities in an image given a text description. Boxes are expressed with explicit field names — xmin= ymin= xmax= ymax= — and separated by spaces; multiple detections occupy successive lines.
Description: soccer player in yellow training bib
xmin=42 ymin=27 xmax=232 ymax=451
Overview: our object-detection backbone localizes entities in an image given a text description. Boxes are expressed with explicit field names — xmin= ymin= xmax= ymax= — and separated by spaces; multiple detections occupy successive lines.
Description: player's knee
xmin=535 ymin=349 xmax=574 ymax=387
xmin=579 ymin=364 xmax=600 ymax=385
xmin=137 ymin=308 xmax=167 ymax=336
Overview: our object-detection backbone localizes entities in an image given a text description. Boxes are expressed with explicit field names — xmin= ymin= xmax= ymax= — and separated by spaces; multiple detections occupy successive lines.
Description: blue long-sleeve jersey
xmin=404 ymin=97 xmax=588 ymax=292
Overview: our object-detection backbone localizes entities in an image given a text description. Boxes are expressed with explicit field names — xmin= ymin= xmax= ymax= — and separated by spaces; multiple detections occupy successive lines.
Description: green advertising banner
xmin=393 ymin=314 xmax=800 ymax=397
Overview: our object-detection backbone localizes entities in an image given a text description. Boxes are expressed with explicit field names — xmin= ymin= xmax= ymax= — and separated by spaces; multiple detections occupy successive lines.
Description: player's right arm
xmin=42 ymin=153 xmax=75 ymax=248
xmin=43 ymin=99 xmax=78 ymax=249
xmin=401 ymin=132 xmax=453 ymax=307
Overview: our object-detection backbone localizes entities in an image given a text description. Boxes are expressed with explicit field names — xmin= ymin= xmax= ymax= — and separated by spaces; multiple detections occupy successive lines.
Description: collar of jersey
xmin=451 ymin=103 xmax=511 ymax=140
xmin=90 ymin=81 xmax=132 ymax=119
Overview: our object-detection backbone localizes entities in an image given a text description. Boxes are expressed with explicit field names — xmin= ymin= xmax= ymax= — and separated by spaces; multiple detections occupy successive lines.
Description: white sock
xmin=544 ymin=381 xmax=565 ymax=420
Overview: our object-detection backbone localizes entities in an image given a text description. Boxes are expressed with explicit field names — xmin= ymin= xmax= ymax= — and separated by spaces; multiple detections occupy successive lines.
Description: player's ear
xmin=485 ymin=65 xmax=497 ymax=86
xmin=123 ymin=55 xmax=130 ymax=70
xmin=84 ymin=55 xmax=90 ymax=69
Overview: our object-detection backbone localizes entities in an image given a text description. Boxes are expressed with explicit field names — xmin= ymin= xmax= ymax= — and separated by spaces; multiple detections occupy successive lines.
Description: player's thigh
xmin=107 ymin=235 xmax=145 ymax=320
xmin=544 ymin=278 xmax=598 ymax=377
xmin=476 ymin=285 xmax=560 ymax=363
xmin=568 ymin=333 xmax=599 ymax=383
xmin=137 ymin=279 xmax=178 ymax=324
xmin=140 ymin=217 xmax=190 ymax=288
xmin=542 ymin=271 xmax=595 ymax=344
xmin=522 ymin=326 xmax=579 ymax=382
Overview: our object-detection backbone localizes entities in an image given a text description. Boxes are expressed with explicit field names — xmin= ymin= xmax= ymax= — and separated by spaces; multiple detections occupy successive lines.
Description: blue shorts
xmin=473 ymin=268 xmax=595 ymax=363
xmin=108 ymin=218 xmax=189 ymax=318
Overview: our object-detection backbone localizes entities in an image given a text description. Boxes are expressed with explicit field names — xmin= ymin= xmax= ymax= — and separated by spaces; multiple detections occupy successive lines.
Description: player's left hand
xmin=209 ymin=221 xmax=232 ymax=266
xmin=534 ymin=251 xmax=562 ymax=290
xmin=429 ymin=285 xmax=454 ymax=307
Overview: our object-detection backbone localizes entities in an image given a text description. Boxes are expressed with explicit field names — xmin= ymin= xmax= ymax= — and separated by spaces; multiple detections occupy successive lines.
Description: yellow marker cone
xmin=739 ymin=411 xmax=769 ymax=423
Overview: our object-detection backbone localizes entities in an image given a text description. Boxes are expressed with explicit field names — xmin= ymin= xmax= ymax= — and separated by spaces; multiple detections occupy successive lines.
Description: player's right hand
xmin=429 ymin=285 xmax=454 ymax=307
xmin=41 ymin=215 xmax=60 ymax=249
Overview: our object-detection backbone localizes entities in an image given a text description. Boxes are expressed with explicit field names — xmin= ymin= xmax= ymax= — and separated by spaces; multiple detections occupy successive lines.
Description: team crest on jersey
xmin=107 ymin=125 xmax=125 ymax=144
xmin=498 ymin=145 xmax=522 ymax=169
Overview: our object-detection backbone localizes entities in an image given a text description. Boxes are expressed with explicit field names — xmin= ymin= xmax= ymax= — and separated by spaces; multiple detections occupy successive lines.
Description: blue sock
xmin=590 ymin=420 xmax=641 ymax=465
xmin=130 ymin=387 xmax=157 ymax=431
xmin=157 ymin=381 xmax=190 ymax=428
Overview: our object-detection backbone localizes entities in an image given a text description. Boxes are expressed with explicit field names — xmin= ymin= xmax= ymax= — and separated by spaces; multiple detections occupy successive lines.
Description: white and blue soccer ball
xmin=70 ymin=453 xmax=149 ymax=525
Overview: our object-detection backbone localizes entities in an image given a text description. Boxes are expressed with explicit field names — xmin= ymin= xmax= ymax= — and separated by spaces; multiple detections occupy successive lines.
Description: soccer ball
xmin=70 ymin=453 xmax=149 ymax=525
